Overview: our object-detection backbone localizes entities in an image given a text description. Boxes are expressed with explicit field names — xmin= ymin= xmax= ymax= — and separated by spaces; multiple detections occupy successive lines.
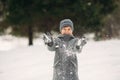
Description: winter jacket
xmin=47 ymin=34 xmax=81 ymax=80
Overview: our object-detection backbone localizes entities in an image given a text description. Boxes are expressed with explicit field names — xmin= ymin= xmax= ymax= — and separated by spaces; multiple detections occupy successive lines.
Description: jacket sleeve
xmin=47 ymin=43 xmax=55 ymax=51
xmin=47 ymin=38 xmax=58 ymax=51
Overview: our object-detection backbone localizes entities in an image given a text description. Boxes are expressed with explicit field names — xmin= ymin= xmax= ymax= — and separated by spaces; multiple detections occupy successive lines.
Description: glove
xmin=76 ymin=36 xmax=87 ymax=49
xmin=76 ymin=37 xmax=87 ymax=50
xmin=43 ymin=32 xmax=53 ymax=47
xmin=80 ymin=37 xmax=87 ymax=46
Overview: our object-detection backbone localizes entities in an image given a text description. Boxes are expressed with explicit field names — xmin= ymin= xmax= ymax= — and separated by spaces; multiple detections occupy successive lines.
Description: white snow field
xmin=0 ymin=35 xmax=120 ymax=80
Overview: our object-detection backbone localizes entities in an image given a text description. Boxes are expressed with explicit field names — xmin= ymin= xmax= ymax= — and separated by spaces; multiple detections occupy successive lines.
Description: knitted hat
xmin=60 ymin=19 xmax=74 ymax=31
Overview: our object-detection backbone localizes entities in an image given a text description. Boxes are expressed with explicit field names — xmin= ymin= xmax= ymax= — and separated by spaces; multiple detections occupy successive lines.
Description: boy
xmin=43 ymin=19 xmax=86 ymax=80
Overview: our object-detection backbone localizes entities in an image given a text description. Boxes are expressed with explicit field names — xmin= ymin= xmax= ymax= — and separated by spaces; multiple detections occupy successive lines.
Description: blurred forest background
xmin=0 ymin=0 xmax=120 ymax=45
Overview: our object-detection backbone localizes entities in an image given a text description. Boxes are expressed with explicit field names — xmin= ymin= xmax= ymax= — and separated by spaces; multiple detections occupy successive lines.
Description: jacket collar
xmin=58 ymin=34 xmax=74 ymax=42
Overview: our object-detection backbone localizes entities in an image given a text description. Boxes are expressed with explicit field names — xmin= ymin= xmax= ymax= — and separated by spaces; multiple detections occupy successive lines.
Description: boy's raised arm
xmin=76 ymin=37 xmax=87 ymax=53
xmin=43 ymin=32 xmax=56 ymax=51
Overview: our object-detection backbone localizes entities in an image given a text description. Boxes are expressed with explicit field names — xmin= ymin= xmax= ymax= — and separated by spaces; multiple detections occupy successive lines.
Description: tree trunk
xmin=28 ymin=25 xmax=33 ymax=46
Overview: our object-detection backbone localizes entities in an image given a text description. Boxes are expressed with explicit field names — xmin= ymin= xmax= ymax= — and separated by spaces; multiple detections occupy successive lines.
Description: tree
xmin=3 ymin=0 xmax=117 ymax=42
xmin=5 ymin=0 xmax=36 ymax=45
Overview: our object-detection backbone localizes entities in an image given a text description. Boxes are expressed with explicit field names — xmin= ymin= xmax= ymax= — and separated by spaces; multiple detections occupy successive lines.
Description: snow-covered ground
xmin=0 ymin=35 xmax=120 ymax=80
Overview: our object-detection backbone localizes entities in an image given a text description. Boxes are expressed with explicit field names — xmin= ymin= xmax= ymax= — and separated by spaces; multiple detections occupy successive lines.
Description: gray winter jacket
xmin=47 ymin=34 xmax=81 ymax=80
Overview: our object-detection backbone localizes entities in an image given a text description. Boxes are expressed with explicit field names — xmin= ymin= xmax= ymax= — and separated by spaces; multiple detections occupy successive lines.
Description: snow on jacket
xmin=47 ymin=34 xmax=81 ymax=80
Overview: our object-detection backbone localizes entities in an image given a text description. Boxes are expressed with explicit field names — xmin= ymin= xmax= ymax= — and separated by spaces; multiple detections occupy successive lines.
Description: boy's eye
xmin=63 ymin=29 xmax=66 ymax=30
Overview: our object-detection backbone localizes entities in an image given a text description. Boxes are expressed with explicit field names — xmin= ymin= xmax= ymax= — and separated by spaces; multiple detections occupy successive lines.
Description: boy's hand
xmin=77 ymin=36 xmax=87 ymax=47
xmin=43 ymin=32 xmax=53 ymax=46
xmin=76 ymin=37 xmax=87 ymax=51
xmin=80 ymin=37 xmax=87 ymax=46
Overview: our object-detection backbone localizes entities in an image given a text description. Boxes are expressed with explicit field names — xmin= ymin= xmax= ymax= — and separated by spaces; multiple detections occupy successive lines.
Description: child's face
xmin=60 ymin=26 xmax=73 ymax=35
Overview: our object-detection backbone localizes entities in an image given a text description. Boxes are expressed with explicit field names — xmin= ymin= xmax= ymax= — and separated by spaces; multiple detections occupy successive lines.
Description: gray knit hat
xmin=60 ymin=19 xmax=74 ymax=31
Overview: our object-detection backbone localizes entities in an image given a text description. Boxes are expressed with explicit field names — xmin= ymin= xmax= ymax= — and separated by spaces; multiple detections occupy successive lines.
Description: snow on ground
xmin=0 ymin=35 xmax=120 ymax=80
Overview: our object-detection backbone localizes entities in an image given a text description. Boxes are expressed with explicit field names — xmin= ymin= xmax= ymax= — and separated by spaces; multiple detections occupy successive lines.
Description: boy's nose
xmin=65 ymin=29 xmax=69 ymax=32
xmin=65 ymin=30 xmax=68 ymax=33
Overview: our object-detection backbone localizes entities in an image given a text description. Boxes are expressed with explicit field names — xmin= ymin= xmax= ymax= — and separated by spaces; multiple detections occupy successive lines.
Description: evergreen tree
xmin=2 ymin=0 xmax=117 ymax=43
